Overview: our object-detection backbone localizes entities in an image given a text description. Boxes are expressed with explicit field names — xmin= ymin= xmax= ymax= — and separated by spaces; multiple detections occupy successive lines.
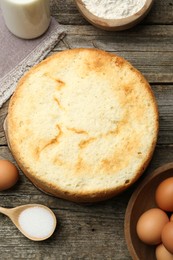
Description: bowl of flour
xmin=75 ymin=0 xmax=154 ymax=31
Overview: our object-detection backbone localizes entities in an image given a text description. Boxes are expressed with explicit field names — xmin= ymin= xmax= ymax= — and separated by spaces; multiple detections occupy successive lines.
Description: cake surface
xmin=7 ymin=48 xmax=159 ymax=202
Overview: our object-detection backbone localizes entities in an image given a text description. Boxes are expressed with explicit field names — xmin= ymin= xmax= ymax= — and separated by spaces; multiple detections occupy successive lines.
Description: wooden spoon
xmin=0 ymin=204 xmax=57 ymax=241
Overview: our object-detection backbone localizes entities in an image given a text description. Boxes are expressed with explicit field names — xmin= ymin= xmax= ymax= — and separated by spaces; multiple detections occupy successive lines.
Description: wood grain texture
xmin=0 ymin=0 xmax=173 ymax=259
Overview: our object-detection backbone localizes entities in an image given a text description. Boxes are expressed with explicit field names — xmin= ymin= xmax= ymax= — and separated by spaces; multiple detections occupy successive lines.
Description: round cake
xmin=7 ymin=48 xmax=159 ymax=202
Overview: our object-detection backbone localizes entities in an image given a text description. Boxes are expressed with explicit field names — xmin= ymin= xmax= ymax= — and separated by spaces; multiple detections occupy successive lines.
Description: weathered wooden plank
xmin=50 ymin=0 xmax=173 ymax=25
xmin=55 ymin=24 xmax=173 ymax=37
xmin=152 ymin=85 xmax=173 ymax=145
xmin=56 ymin=32 xmax=173 ymax=54
xmin=54 ymin=26 xmax=173 ymax=53
xmin=0 ymin=244 xmax=130 ymax=260
xmin=1 ymin=85 xmax=173 ymax=146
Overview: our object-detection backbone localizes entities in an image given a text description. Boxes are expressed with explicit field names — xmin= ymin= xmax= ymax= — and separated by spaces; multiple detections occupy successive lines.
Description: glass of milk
xmin=0 ymin=0 xmax=51 ymax=39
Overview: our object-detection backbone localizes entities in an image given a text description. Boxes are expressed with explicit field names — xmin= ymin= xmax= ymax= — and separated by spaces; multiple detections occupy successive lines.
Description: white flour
xmin=82 ymin=0 xmax=146 ymax=19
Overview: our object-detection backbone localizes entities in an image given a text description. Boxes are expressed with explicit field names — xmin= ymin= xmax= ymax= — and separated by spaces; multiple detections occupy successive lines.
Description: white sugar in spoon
xmin=0 ymin=204 xmax=57 ymax=241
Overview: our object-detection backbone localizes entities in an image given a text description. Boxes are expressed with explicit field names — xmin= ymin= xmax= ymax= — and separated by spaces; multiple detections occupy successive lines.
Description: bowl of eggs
xmin=125 ymin=162 xmax=173 ymax=260
xmin=75 ymin=0 xmax=154 ymax=31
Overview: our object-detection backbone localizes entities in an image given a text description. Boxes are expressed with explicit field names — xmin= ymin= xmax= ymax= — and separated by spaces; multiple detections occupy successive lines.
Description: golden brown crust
xmin=7 ymin=48 xmax=159 ymax=202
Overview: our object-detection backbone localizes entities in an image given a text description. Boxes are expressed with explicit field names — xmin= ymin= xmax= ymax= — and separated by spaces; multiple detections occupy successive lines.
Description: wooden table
xmin=0 ymin=0 xmax=173 ymax=259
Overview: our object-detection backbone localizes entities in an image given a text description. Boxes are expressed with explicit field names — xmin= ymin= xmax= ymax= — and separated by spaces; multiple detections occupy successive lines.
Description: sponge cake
xmin=7 ymin=48 xmax=159 ymax=202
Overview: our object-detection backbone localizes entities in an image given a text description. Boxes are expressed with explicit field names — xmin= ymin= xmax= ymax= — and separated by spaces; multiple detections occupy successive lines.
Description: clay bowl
xmin=75 ymin=0 xmax=154 ymax=31
xmin=124 ymin=162 xmax=173 ymax=260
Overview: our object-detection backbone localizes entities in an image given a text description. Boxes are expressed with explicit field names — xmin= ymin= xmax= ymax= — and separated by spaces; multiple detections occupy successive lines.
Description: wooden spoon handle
xmin=0 ymin=207 xmax=12 ymax=217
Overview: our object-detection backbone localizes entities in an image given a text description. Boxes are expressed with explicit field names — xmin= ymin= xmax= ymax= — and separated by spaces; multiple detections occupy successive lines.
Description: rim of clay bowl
xmin=75 ymin=0 xmax=154 ymax=31
xmin=124 ymin=162 xmax=173 ymax=260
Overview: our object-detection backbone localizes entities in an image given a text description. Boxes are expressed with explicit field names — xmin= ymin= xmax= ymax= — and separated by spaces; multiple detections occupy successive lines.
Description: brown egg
xmin=0 ymin=160 xmax=19 ymax=191
xmin=136 ymin=208 xmax=169 ymax=245
xmin=155 ymin=177 xmax=173 ymax=211
xmin=170 ymin=214 xmax=173 ymax=222
xmin=156 ymin=244 xmax=173 ymax=260
xmin=161 ymin=221 xmax=173 ymax=254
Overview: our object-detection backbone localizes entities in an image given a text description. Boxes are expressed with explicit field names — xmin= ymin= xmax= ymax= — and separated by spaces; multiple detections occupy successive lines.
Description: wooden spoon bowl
xmin=0 ymin=204 xmax=57 ymax=241
xmin=75 ymin=0 xmax=154 ymax=31
xmin=124 ymin=163 xmax=173 ymax=260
